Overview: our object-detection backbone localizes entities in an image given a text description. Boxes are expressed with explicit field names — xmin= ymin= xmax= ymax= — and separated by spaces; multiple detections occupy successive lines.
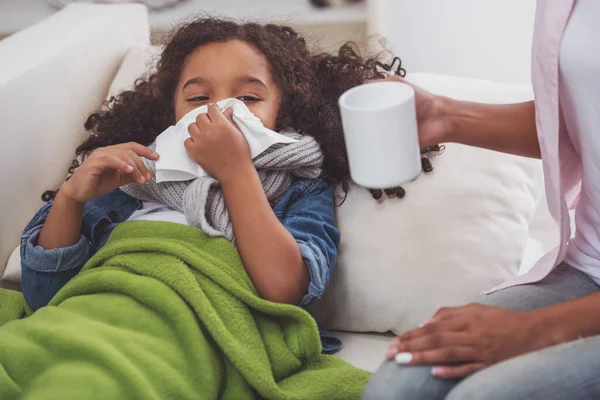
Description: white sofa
xmin=0 ymin=4 xmax=559 ymax=374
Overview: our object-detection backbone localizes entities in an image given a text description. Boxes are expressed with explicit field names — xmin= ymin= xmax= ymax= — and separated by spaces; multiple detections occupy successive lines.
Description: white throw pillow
xmin=310 ymin=73 xmax=544 ymax=334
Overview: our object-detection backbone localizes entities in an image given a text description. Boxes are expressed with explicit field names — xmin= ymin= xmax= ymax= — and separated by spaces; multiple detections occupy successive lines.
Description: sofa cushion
xmin=0 ymin=3 xmax=150 ymax=278
xmin=309 ymin=73 xmax=545 ymax=335
xmin=107 ymin=44 xmax=162 ymax=99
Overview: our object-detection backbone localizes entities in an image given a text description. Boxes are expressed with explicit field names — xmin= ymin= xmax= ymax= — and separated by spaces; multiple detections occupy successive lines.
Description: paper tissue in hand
xmin=155 ymin=98 xmax=297 ymax=183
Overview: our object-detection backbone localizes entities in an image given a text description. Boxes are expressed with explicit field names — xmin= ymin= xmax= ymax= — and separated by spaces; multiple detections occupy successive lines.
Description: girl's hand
xmin=366 ymin=76 xmax=452 ymax=147
xmin=61 ymin=142 xmax=159 ymax=203
xmin=386 ymin=304 xmax=552 ymax=380
xmin=184 ymin=103 xmax=253 ymax=185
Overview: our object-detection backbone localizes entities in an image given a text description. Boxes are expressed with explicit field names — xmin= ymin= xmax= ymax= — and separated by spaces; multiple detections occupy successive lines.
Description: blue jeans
xmin=363 ymin=264 xmax=600 ymax=400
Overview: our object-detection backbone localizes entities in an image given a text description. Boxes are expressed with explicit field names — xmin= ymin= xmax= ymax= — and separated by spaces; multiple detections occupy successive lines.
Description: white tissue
xmin=154 ymin=98 xmax=297 ymax=183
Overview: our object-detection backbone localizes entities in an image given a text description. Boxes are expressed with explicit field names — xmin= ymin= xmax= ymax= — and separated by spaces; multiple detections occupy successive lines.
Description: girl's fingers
xmin=188 ymin=122 xmax=202 ymax=138
xmin=128 ymin=151 xmax=152 ymax=181
xmin=123 ymin=142 xmax=159 ymax=161
xmin=103 ymin=155 xmax=134 ymax=174
xmin=207 ymin=104 xmax=236 ymax=127
xmin=222 ymin=108 xmax=236 ymax=126
xmin=122 ymin=154 xmax=146 ymax=184
xmin=206 ymin=103 xmax=221 ymax=123
xmin=195 ymin=112 xmax=211 ymax=128
xmin=183 ymin=137 xmax=195 ymax=152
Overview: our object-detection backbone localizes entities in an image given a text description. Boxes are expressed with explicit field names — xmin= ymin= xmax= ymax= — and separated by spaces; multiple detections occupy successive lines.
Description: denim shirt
xmin=20 ymin=178 xmax=341 ymax=353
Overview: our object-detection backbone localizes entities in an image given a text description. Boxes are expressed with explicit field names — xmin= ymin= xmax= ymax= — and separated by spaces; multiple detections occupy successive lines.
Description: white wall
xmin=368 ymin=0 xmax=537 ymax=84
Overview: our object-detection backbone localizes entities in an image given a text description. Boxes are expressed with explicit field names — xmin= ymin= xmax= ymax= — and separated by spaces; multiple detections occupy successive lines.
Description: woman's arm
xmin=376 ymin=76 xmax=541 ymax=159
xmin=221 ymin=168 xmax=308 ymax=304
xmin=536 ymin=290 xmax=600 ymax=343
xmin=442 ymin=99 xmax=540 ymax=158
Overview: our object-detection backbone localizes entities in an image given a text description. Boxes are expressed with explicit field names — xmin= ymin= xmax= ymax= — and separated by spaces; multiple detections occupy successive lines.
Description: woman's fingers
xmin=387 ymin=318 xmax=467 ymax=360
xmin=395 ymin=346 xmax=478 ymax=366
xmin=364 ymin=75 xmax=406 ymax=85
xmin=399 ymin=317 xmax=466 ymax=342
xmin=396 ymin=333 xmax=474 ymax=354
xmin=432 ymin=363 xmax=486 ymax=380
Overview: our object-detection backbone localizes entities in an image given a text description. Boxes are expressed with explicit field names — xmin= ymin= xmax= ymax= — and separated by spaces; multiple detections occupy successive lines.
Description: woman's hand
xmin=386 ymin=303 xmax=555 ymax=380
xmin=367 ymin=76 xmax=541 ymax=158
xmin=366 ymin=76 xmax=452 ymax=147
xmin=61 ymin=142 xmax=159 ymax=203
xmin=185 ymin=103 xmax=253 ymax=185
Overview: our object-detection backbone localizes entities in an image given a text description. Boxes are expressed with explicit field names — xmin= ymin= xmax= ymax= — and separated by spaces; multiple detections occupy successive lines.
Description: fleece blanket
xmin=0 ymin=221 xmax=370 ymax=399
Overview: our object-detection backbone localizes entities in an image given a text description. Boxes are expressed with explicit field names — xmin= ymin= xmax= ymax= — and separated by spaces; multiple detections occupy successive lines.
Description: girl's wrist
xmin=219 ymin=161 xmax=256 ymax=189
xmin=58 ymin=181 xmax=87 ymax=205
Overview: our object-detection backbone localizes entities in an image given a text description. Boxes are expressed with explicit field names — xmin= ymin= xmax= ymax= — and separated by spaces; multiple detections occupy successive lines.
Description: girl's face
xmin=173 ymin=40 xmax=282 ymax=130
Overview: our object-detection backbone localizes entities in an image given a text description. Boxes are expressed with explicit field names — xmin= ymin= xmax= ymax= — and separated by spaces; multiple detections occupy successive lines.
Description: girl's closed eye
xmin=187 ymin=96 xmax=260 ymax=103
xmin=188 ymin=96 xmax=209 ymax=102
xmin=238 ymin=95 xmax=261 ymax=102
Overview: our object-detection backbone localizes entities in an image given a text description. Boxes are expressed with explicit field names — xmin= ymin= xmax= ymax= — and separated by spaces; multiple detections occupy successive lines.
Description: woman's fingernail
xmin=395 ymin=353 xmax=413 ymax=364
xmin=126 ymin=165 xmax=134 ymax=172
xmin=419 ymin=319 xmax=432 ymax=327
xmin=431 ymin=367 xmax=442 ymax=377
xmin=386 ymin=346 xmax=398 ymax=359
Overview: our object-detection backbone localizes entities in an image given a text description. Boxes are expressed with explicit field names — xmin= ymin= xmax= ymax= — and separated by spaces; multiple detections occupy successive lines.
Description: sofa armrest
xmin=0 ymin=4 xmax=150 ymax=277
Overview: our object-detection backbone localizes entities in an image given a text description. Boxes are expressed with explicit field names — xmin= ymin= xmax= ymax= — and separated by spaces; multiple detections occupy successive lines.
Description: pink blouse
xmin=489 ymin=0 xmax=580 ymax=293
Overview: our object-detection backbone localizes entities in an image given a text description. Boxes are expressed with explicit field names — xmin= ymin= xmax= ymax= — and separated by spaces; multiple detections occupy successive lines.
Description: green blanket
xmin=0 ymin=221 xmax=370 ymax=399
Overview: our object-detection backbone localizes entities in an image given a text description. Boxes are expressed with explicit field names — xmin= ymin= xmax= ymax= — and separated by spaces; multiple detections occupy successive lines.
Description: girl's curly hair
xmin=42 ymin=17 xmax=442 ymax=203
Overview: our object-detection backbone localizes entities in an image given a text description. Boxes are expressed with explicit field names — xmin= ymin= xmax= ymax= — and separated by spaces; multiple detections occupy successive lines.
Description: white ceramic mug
xmin=338 ymin=81 xmax=420 ymax=189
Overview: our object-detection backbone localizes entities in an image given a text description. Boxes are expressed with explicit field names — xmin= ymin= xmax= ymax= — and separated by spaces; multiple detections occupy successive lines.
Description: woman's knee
xmin=362 ymin=361 xmax=456 ymax=400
